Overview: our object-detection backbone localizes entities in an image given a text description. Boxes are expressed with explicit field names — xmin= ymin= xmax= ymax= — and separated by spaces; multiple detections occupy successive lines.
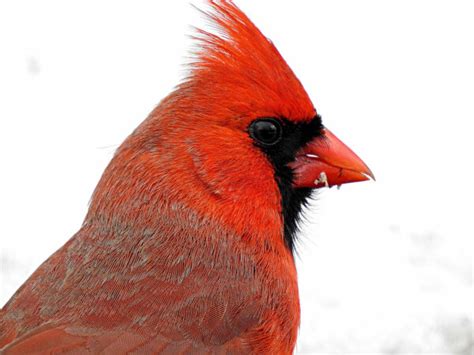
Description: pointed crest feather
xmin=185 ymin=0 xmax=315 ymax=121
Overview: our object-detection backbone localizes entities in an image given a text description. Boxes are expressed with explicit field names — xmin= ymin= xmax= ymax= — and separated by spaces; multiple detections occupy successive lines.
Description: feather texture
xmin=0 ymin=1 xmax=317 ymax=353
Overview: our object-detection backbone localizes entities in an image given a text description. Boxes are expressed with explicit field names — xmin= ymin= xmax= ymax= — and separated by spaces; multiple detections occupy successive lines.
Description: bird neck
xmin=85 ymin=126 xmax=291 ymax=257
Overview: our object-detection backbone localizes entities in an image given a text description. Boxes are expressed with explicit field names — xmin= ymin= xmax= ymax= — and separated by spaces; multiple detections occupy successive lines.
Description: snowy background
xmin=0 ymin=1 xmax=472 ymax=354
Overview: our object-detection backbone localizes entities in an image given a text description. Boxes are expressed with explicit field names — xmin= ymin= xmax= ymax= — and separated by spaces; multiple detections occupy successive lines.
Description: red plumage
xmin=0 ymin=1 xmax=372 ymax=353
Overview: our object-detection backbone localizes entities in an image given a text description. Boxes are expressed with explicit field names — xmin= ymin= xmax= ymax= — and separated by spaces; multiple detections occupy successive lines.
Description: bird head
xmin=87 ymin=0 xmax=373 ymax=253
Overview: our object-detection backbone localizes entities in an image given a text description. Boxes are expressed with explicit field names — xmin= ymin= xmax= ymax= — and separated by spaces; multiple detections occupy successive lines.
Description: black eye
xmin=249 ymin=118 xmax=282 ymax=146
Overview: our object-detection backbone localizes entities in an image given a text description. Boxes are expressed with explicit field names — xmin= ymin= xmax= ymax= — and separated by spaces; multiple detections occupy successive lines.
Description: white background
xmin=0 ymin=1 xmax=472 ymax=354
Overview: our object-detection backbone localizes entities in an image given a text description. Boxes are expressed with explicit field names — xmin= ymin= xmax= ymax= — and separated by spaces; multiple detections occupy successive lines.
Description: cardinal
xmin=0 ymin=1 xmax=373 ymax=353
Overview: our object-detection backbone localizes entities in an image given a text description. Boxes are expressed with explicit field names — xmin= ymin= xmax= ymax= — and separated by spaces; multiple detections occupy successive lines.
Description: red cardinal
xmin=0 ymin=1 xmax=373 ymax=353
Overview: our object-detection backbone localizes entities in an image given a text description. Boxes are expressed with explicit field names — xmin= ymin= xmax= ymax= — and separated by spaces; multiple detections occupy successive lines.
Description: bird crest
xmin=184 ymin=0 xmax=316 ymax=121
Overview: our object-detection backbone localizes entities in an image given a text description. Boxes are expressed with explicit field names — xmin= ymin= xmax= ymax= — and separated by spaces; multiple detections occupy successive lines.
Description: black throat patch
xmin=250 ymin=115 xmax=324 ymax=253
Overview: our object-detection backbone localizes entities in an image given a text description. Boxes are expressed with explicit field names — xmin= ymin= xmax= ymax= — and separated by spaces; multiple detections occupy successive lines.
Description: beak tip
xmin=364 ymin=167 xmax=376 ymax=181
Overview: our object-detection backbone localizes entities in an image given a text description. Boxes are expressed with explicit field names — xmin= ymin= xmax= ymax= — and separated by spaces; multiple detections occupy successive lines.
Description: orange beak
xmin=290 ymin=128 xmax=375 ymax=189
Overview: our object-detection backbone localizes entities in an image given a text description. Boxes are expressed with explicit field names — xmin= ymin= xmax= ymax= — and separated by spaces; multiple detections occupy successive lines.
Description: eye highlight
xmin=249 ymin=118 xmax=283 ymax=146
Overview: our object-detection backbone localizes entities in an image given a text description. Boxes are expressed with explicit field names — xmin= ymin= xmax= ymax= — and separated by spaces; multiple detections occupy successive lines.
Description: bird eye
xmin=249 ymin=118 xmax=283 ymax=146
